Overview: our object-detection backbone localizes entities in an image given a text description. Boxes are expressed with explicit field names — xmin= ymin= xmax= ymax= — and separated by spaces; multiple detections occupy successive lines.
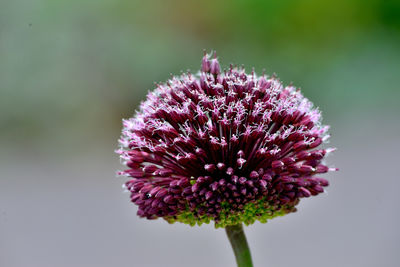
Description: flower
xmin=117 ymin=51 xmax=336 ymax=228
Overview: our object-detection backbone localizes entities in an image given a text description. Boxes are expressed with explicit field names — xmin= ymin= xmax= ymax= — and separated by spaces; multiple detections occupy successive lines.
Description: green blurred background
xmin=1 ymin=1 xmax=399 ymax=267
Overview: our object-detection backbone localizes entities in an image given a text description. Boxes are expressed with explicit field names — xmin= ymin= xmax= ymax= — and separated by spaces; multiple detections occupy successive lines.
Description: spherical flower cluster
xmin=117 ymin=52 xmax=336 ymax=228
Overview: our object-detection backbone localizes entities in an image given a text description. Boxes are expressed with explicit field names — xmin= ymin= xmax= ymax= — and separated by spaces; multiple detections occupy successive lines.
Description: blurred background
xmin=1 ymin=0 xmax=399 ymax=266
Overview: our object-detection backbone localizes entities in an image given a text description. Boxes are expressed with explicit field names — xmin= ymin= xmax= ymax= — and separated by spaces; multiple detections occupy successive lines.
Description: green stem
xmin=225 ymin=224 xmax=254 ymax=267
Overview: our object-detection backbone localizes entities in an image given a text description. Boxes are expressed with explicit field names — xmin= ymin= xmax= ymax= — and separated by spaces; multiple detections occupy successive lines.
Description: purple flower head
xmin=117 ymin=51 xmax=336 ymax=227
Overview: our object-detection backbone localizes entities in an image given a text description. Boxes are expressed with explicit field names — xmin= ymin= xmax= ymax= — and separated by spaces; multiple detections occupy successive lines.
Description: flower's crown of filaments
xmin=117 ymin=52 xmax=336 ymax=228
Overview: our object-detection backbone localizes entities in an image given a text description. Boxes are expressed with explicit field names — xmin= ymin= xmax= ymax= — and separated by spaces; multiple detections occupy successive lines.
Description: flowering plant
xmin=117 ymin=52 xmax=336 ymax=267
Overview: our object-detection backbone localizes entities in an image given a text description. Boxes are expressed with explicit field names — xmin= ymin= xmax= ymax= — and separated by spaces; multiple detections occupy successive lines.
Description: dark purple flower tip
xmin=201 ymin=50 xmax=211 ymax=73
xmin=117 ymin=51 xmax=336 ymax=227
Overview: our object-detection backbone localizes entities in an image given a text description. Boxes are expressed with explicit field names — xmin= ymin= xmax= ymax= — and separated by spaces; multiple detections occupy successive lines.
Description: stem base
xmin=225 ymin=224 xmax=253 ymax=267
